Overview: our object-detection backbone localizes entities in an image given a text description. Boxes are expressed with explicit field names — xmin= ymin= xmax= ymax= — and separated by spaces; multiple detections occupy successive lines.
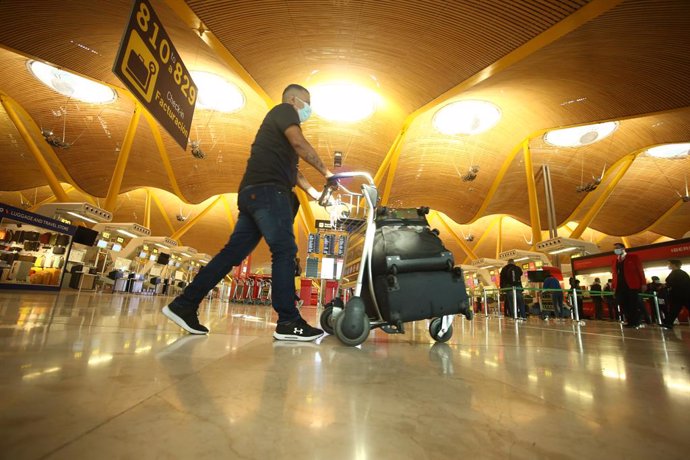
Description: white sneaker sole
xmin=162 ymin=306 xmax=208 ymax=335
xmin=273 ymin=331 xmax=324 ymax=342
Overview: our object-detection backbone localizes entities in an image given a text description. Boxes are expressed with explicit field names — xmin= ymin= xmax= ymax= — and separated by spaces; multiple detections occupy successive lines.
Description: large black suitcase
xmin=361 ymin=268 xmax=470 ymax=325
xmin=371 ymin=207 xmax=453 ymax=275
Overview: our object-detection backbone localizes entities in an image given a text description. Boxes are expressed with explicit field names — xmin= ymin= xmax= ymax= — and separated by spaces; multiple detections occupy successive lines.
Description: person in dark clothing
xmin=646 ymin=275 xmax=667 ymax=322
xmin=603 ymin=278 xmax=619 ymax=321
xmin=163 ymin=84 xmax=333 ymax=341
xmin=591 ymin=277 xmax=603 ymax=320
xmin=543 ymin=273 xmax=564 ymax=319
xmin=500 ymin=259 xmax=525 ymax=319
xmin=661 ymin=260 xmax=690 ymax=330
xmin=611 ymin=243 xmax=647 ymax=329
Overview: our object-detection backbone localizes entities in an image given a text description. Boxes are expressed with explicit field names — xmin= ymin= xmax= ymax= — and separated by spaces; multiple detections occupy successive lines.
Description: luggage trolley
xmin=318 ymin=172 xmax=472 ymax=346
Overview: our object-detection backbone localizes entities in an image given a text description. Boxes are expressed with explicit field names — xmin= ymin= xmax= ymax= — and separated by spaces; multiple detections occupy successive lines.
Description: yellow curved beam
xmin=431 ymin=211 xmax=478 ymax=261
xmin=0 ymin=94 xmax=70 ymax=202
xmin=0 ymin=91 xmax=97 ymax=204
xmin=150 ymin=190 xmax=176 ymax=235
xmin=220 ymin=194 xmax=236 ymax=233
xmin=142 ymin=110 xmax=193 ymax=204
xmin=461 ymin=215 xmax=501 ymax=264
xmin=144 ymin=188 xmax=152 ymax=229
xmin=170 ymin=196 xmax=224 ymax=241
xmin=569 ymin=153 xmax=637 ymax=239
xmin=522 ymin=139 xmax=542 ymax=248
xmin=104 ymin=103 xmax=141 ymax=212
xmin=633 ymin=200 xmax=684 ymax=236
xmin=374 ymin=0 xmax=624 ymax=205
xmin=380 ymin=130 xmax=408 ymax=205
xmin=496 ymin=215 xmax=504 ymax=259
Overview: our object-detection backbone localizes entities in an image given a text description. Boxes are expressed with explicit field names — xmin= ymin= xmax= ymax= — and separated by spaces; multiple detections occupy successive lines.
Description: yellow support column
xmin=570 ymin=153 xmax=637 ymax=239
xmin=462 ymin=215 xmax=501 ymax=264
xmin=143 ymin=111 xmax=191 ymax=203
xmin=104 ymin=104 xmax=142 ymax=211
xmin=220 ymin=195 xmax=236 ymax=233
xmin=496 ymin=215 xmax=504 ymax=259
xmin=144 ymin=189 xmax=152 ymax=229
xmin=621 ymin=236 xmax=631 ymax=248
xmin=432 ymin=211 xmax=478 ymax=261
xmin=373 ymin=129 xmax=405 ymax=188
xmin=170 ymin=196 xmax=223 ymax=241
xmin=0 ymin=94 xmax=70 ymax=202
xmin=523 ymin=139 xmax=542 ymax=248
xmin=150 ymin=191 xmax=176 ymax=235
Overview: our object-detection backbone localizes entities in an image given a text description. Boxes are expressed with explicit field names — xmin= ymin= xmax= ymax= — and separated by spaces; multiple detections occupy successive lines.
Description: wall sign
xmin=113 ymin=0 xmax=196 ymax=150
xmin=0 ymin=203 xmax=75 ymax=235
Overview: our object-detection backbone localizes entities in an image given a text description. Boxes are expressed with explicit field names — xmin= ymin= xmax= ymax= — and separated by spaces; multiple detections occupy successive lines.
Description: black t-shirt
xmin=239 ymin=103 xmax=300 ymax=191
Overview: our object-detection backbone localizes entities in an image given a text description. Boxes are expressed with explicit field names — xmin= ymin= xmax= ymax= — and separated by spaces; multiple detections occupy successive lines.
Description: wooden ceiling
xmin=1 ymin=0 xmax=689 ymax=269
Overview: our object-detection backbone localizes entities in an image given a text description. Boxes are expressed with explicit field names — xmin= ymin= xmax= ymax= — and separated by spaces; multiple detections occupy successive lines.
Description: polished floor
xmin=1 ymin=291 xmax=689 ymax=459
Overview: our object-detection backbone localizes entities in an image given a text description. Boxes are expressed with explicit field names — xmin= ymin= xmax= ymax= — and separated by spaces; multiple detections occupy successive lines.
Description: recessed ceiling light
xmin=645 ymin=143 xmax=690 ymax=159
xmin=190 ymin=71 xmax=245 ymax=113
xmin=27 ymin=60 xmax=117 ymax=104
xmin=544 ymin=122 xmax=618 ymax=148
xmin=433 ymin=100 xmax=501 ymax=135
xmin=310 ymin=83 xmax=378 ymax=123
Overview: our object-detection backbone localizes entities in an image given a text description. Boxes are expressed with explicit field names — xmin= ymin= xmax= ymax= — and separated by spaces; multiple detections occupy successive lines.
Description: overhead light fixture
xmin=645 ymin=143 xmax=690 ymax=159
xmin=310 ymin=83 xmax=378 ymax=123
xmin=433 ymin=100 xmax=501 ymax=135
xmin=66 ymin=211 xmax=98 ymax=223
xmin=190 ymin=71 xmax=245 ymax=113
xmin=548 ymin=247 xmax=578 ymax=255
xmin=544 ymin=122 xmax=618 ymax=148
xmin=155 ymin=243 xmax=168 ymax=249
xmin=117 ymin=229 xmax=137 ymax=238
xmin=514 ymin=257 xmax=530 ymax=262
xmin=180 ymin=252 xmax=191 ymax=257
xmin=27 ymin=60 xmax=117 ymax=104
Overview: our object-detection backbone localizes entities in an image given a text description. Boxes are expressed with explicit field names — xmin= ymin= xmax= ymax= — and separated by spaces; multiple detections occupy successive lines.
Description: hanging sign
xmin=113 ymin=0 xmax=196 ymax=150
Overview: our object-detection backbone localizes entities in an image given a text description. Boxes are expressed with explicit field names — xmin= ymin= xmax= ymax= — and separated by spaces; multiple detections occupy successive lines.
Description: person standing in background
xmin=661 ymin=260 xmax=690 ymax=330
xmin=604 ymin=278 xmax=619 ymax=321
xmin=646 ymin=275 xmax=666 ymax=323
xmin=500 ymin=259 xmax=525 ymax=320
xmin=611 ymin=243 xmax=647 ymax=329
xmin=543 ymin=272 xmax=564 ymax=319
xmin=591 ymin=277 xmax=603 ymax=320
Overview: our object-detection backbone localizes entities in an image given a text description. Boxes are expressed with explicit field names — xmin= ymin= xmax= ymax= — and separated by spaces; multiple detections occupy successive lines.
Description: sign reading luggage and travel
xmin=113 ymin=0 xmax=196 ymax=150
xmin=0 ymin=203 xmax=75 ymax=235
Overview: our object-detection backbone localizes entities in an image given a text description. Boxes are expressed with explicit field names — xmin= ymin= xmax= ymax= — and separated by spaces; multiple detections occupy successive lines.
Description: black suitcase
xmin=362 ymin=268 xmax=470 ymax=325
xmin=371 ymin=206 xmax=453 ymax=275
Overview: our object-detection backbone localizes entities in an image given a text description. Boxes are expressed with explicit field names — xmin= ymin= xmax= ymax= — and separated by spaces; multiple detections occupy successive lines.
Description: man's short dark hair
xmin=669 ymin=259 xmax=682 ymax=267
xmin=282 ymin=84 xmax=309 ymax=99
xmin=613 ymin=242 xmax=625 ymax=249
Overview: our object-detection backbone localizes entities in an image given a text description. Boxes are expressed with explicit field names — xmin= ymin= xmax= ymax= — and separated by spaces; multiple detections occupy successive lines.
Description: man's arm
xmin=284 ymin=125 xmax=332 ymax=178
xmin=296 ymin=170 xmax=322 ymax=200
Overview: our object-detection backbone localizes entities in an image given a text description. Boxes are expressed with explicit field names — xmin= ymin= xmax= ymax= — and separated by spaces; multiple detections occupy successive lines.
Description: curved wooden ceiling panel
xmin=1 ymin=0 xmax=689 ymax=270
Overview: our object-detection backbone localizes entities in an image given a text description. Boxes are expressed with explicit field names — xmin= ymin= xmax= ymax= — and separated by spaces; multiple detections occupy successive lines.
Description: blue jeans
xmin=173 ymin=185 xmax=299 ymax=323
xmin=505 ymin=288 xmax=526 ymax=318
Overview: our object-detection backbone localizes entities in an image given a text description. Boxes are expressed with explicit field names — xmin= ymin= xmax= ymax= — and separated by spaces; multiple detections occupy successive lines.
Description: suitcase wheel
xmin=429 ymin=317 xmax=453 ymax=343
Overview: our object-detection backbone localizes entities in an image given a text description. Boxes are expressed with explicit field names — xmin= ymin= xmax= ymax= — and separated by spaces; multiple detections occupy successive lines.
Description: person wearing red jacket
xmin=611 ymin=243 xmax=647 ymax=329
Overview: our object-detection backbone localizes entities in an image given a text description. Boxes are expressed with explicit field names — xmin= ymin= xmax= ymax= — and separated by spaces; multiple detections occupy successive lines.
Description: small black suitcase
xmin=361 ymin=268 xmax=470 ymax=326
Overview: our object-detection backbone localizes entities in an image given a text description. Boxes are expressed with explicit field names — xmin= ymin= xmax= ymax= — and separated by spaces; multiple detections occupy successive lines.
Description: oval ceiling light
xmin=27 ymin=60 xmax=117 ymax=104
xmin=544 ymin=121 xmax=618 ymax=148
xmin=433 ymin=100 xmax=501 ymax=135
xmin=310 ymin=83 xmax=378 ymax=123
xmin=645 ymin=143 xmax=690 ymax=159
xmin=191 ymin=71 xmax=245 ymax=113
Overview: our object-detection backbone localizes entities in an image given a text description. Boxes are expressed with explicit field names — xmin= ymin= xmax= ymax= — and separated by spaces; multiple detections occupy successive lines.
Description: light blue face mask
xmin=295 ymin=97 xmax=312 ymax=123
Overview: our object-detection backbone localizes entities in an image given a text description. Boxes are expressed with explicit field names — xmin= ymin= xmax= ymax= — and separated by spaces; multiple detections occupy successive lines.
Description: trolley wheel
xmin=334 ymin=309 xmax=370 ymax=346
xmin=320 ymin=305 xmax=336 ymax=335
xmin=429 ymin=317 xmax=453 ymax=343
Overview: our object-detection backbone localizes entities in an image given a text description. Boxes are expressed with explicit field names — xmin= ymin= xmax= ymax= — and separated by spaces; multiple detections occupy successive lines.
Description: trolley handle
xmin=317 ymin=172 xmax=375 ymax=207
